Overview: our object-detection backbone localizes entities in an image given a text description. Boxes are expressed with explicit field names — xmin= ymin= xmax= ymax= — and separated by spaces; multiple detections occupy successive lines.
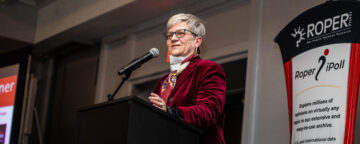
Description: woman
xmin=148 ymin=13 xmax=226 ymax=144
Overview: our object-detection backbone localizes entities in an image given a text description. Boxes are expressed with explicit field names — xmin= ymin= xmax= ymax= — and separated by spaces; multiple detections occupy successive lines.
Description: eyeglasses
xmin=163 ymin=29 xmax=198 ymax=40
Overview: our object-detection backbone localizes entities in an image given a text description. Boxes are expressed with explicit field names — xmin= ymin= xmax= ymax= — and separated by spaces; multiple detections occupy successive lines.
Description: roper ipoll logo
xmin=290 ymin=12 xmax=352 ymax=48
xmin=294 ymin=49 xmax=345 ymax=81
xmin=315 ymin=49 xmax=329 ymax=81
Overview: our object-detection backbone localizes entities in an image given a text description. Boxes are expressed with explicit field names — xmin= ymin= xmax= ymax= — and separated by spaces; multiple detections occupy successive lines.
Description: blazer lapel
xmin=169 ymin=57 xmax=200 ymax=97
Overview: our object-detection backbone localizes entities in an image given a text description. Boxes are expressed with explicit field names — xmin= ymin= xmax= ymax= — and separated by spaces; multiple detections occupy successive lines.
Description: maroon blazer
xmin=153 ymin=56 xmax=226 ymax=144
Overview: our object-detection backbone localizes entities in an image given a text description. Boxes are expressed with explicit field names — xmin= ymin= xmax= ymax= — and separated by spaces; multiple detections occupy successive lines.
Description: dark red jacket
xmin=153 ymin=56 xmax=226 ymax=144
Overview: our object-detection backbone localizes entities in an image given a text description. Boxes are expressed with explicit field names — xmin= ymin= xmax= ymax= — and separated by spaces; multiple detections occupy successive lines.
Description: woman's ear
xmin=195 ymin=36 xmax=203 ymax=48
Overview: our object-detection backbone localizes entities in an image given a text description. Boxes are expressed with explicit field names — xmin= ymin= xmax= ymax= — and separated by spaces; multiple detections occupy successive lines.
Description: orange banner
xmin=0 ymin=75 xmax=17 ymax=107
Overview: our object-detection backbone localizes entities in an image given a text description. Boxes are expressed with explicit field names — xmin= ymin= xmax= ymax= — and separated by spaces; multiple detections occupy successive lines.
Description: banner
xmin=0 ymin=65 xmax=18 ymax=144
xmin=275 ymin=1 xmax=360 ymax=144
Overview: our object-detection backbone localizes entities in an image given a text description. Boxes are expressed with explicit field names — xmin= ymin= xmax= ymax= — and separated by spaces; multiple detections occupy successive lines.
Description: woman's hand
xmin=148 ymin=93 xmax=167 ymax=112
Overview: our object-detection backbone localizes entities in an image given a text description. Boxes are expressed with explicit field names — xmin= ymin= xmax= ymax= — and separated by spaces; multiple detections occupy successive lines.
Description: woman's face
xmin=166 ymin=22 xmax=202 ymax=57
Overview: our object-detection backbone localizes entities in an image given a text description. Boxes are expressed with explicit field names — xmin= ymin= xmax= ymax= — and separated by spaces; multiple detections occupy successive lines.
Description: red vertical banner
xmin=344 ymin=43 xmax=360 ymax=144
xmin=284 ymin=60 xmax=293 ymax=134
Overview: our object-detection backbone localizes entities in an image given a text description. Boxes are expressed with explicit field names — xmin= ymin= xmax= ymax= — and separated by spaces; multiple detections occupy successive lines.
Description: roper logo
xmin=294 ymin=49 xmax=345 ymax=81
xmin=291 ymin=27 xmax=306 ymax=48
xmin=290 ymin=12 xmax=352 ymax=48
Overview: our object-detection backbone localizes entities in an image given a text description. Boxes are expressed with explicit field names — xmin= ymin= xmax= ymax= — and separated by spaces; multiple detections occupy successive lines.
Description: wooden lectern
xmin=76 ymin=96 xmax=203 ymax=144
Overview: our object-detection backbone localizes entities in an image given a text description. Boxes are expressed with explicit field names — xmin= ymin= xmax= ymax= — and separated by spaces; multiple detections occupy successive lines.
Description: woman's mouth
xmin=172 ymin=44 xmax=180 ymax=48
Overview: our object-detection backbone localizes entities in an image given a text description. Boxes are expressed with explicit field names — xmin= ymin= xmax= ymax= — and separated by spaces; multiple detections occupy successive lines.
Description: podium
xmin=76 ymin=96 xmax=203 ymax=144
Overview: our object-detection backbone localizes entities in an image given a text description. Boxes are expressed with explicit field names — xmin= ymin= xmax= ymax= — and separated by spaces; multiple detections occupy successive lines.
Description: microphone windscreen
xmin=149 ymin=48 xmax=160 ymax=57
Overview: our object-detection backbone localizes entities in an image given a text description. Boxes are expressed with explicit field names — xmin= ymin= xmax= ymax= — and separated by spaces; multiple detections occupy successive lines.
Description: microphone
xmin=118 ymin=48 xmax=159 ymax=75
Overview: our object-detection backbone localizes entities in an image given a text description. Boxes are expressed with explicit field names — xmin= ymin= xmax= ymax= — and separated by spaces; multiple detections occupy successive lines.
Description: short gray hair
xmin=167 ymin=13 xmax=206 ymax=37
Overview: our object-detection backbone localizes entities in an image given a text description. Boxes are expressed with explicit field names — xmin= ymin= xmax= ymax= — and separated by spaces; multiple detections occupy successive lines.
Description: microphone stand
xmin=107 ymin=70 xmax=133 ymax=101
